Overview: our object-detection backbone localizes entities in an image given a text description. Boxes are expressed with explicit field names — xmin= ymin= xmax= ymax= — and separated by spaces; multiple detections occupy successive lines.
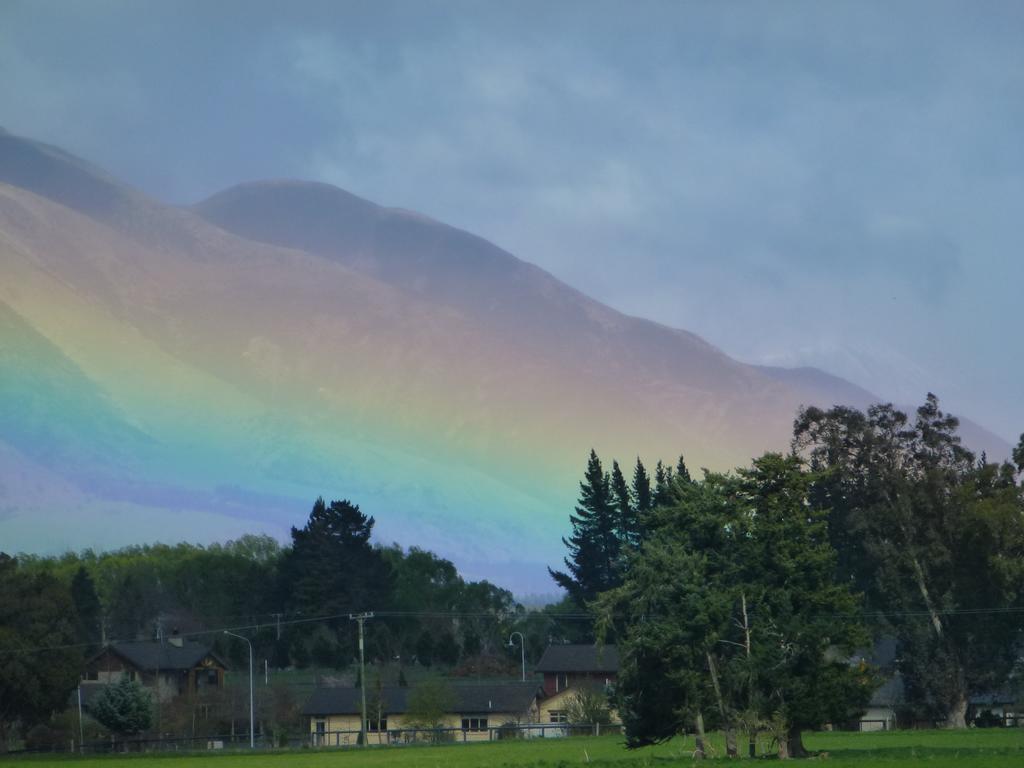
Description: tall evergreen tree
xmin=675 ymin=454 xmax=692 ymax=483
xmin=549 ymin=450 xmax=621 ymax=605
xmin=631 ymin=458 xmax=652 ymax=514
xmin=653 ymin=460 xmax=675 ymax=506
xmin=70 ymin=566 xmax=103 ymax=646
xmin=610 ymin=460 xmax=640 ymax=553
xmin=280 ymin=498 xmax=394 ymax=626
xmin=630 ymin=458 xmax=652 ymax=545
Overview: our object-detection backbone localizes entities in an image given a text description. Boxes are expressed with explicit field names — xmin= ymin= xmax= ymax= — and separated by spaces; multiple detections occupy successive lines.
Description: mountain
xmin=0 ymin=128 xmax=1009 ymax=591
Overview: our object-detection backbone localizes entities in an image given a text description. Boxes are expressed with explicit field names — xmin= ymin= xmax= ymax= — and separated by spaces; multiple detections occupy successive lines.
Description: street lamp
xmin=507 ymin=632 xmax=526 ymax=682
xmin=224 ymin=631 xmax=255 ymax=748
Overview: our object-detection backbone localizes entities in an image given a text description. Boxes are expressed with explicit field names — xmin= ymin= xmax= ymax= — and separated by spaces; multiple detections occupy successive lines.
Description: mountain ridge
xmin=0 ymin=128 xmax=1010 ymax=591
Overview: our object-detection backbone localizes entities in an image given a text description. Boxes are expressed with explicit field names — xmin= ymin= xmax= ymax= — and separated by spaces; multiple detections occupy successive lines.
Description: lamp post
xmin=507 ymin=632 xmax=526 ymax=682
xmin=224 ymin=631 xmax=254 ymax=748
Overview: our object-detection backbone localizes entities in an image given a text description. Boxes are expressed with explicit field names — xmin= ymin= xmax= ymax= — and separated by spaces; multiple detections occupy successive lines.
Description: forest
xmin=554 ymin=395 xmax=1024 ymax=757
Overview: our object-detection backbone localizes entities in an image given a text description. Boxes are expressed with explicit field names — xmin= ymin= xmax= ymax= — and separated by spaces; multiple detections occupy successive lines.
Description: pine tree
xmin=611 ymin=460 xmax=639 ymax=553
xmin=280 ymin=497 xmax=394 ymax=662
xmin=653 ymin=460 xmax=675 ymax=506
xmin=675 ymin=454 xmax=692 ymax=483
xmin=549 ymin=450 xmax=621 ymax=604
xmin=632 ymin=458 xmax=652 ymax=514
xmin=630 ymin=458 xmax=652 ymax=545
xmin=70 ymin=566 xmax=103 ymax=646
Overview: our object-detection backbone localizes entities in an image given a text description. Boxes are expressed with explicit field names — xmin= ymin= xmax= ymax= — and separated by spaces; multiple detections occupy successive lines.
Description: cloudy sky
xmin=2 ymin=0 xmax=1022 ymax=441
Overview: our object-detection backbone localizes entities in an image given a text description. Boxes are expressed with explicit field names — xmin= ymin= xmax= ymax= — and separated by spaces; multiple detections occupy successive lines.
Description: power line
xmin=3 ymin=604 xmax=1024 ymax=657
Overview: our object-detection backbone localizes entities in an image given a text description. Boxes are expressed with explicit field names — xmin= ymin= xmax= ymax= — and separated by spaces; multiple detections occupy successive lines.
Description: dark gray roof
xmin=90 ymin=641 xmax=228 ymax=672
xmin=535 ymin=644 xmax=619 ymax=674
xmin=868 ymin=674 xmax=1015 ymax=708
xmin=303 ymin=682 xmax=543 ymax=717
xmin=970 ymin=690 xmax=1015 ymax=706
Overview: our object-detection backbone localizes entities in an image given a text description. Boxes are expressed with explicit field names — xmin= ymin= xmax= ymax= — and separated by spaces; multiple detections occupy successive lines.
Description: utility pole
xmin=349 ymin=613 xmax=374 ymax=747
xmin=272 ymin=613 xmax=283 ymax=642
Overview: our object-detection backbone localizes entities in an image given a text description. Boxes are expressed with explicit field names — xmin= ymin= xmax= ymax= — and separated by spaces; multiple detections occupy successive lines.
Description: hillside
xmin=0 ymin=128 xmax=1008 ymax=590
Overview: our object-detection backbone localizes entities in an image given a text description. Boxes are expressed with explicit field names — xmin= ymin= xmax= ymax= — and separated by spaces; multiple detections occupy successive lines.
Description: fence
xmin=310 ymin=722 xmax=623 ymax=748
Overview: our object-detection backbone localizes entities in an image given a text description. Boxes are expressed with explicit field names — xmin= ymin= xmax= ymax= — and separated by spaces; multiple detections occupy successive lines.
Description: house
xmin=969 ymin=691 xmax=1019 ymax=727
xmin=857 ymin=674 xmax=902 ymax=731
xmin=80 ymin=638 xmax=229 ymax=704
xmin=303 ymin=682 xmax=544 ymax=745
xmin=534 ymin=644 xmax=619 ymax=724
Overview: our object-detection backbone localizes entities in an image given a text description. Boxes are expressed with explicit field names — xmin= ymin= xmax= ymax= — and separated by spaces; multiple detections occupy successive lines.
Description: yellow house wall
xmin=309 ymin=710 xmax=533 ymax=744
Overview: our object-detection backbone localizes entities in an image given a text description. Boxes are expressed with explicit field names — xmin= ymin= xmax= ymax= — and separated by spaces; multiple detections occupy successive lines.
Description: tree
xmin=794 ymin=395 xmax=1024 ymax=728
xmin=599 ymin=455 xmax=871 ymax=759
xmin=367 ymin=674 xmax=387 ymax=734
xmin=282 ymin=498 xmax=393 ymax=615
xmin=610 ymin=460 xmax=639 ymax=554
xmin=90 ymin=675 xmax=153 ymax=738
xmin=549 ymin=450 xmax=622 ymax=605
xmin=675 ymin=454 xmax=692 ymax=484
xmin=564 ymin=684 xmax=612 ymax=725
xmin=415 ymin=631 xmax=434 ymax=667
xmin=630 ymin=458 xmax=652 ymax=532
xmin=0 ymin=555 xmax=82 ymax=749
xmin=405 ymin=676 xmax=455 ymax=730
xmin=434 ymin=631 xmax=460 ymax=666
xmin=70 ymin=567 xmax=103 ymax=647
xmin=653 ymin=460 xmax=675 ymax=506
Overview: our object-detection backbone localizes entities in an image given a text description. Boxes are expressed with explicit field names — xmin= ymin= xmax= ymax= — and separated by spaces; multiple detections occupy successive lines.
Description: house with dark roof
xmin=534 ymin=644 xmax=619 ymax=724
xmin=81 ymin=638 xmax=228 ymax=704
xmin=303 ymin=682 xmax=544 ymax=745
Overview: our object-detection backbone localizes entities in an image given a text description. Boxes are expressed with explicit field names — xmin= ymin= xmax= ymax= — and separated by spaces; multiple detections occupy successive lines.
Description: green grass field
xmin=4 ymin=730 xmax=1023 ymax=767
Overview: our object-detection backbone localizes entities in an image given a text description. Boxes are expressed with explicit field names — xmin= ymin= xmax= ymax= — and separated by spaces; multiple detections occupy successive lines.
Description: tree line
xmin=0 ymin=498 xmax=583 ymax=750
xmin=553 ymin=395 xmax=1024 ymax=758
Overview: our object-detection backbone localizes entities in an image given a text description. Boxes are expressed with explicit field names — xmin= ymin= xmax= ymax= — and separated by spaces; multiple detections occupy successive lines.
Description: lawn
xmin=4 ymin=729 xmax=1023 ymax=767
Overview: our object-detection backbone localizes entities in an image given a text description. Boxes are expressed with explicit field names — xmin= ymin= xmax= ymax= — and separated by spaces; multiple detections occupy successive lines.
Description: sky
xmin=1 ymin=0 xmax=1022 ymax=441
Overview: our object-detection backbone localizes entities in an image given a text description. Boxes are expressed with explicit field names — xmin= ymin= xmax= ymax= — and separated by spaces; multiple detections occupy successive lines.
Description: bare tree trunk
xmin=782 ymin=727 xmax=807 ymax=759
xmin=909 ymin=553 xmax=944 ymax=638
xmin=694 ymin=711 xmax=706 ymax=759
xmin=741 ymin=592 xmax=756 ymax=758
xmin=706 ymin=651 xmax=737 ymax=757
xmin=945 ymin=694 xmax=968 ymax=729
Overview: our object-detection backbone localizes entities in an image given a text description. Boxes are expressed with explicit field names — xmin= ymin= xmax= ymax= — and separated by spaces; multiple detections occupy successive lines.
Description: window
xmin=549 ymin=710 xmax=568 ymax=723
xmin=556 ymin=673 xmax=568 ymax=692
xmin=82 ymin=670 xmax=98 ymax=681
xmin=315 ymin=719 xmax=326 ymax=735
xmin=366 ymin=718 xmax=388 ymax=732
xmin=461 ymin=717 xmax=488 ymax=731
xmin=206 ymin=669 xmax=219 ymax=686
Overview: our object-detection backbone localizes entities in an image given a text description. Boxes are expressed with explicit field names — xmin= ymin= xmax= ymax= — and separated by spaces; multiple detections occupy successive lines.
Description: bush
xmin=564 ymin=685 xmax=612 ymax=725
xmin=90 ymin=677 xmax=153 ymax=736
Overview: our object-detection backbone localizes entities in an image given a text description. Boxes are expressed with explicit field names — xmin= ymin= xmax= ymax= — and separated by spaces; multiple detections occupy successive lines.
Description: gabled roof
xmin=89 ymin=641 xmax=228 ymax=672
xmin=302 ymin=682 xmax=543 ymax=717
xmin=535 ymin=644 xmax=619 ymax=674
